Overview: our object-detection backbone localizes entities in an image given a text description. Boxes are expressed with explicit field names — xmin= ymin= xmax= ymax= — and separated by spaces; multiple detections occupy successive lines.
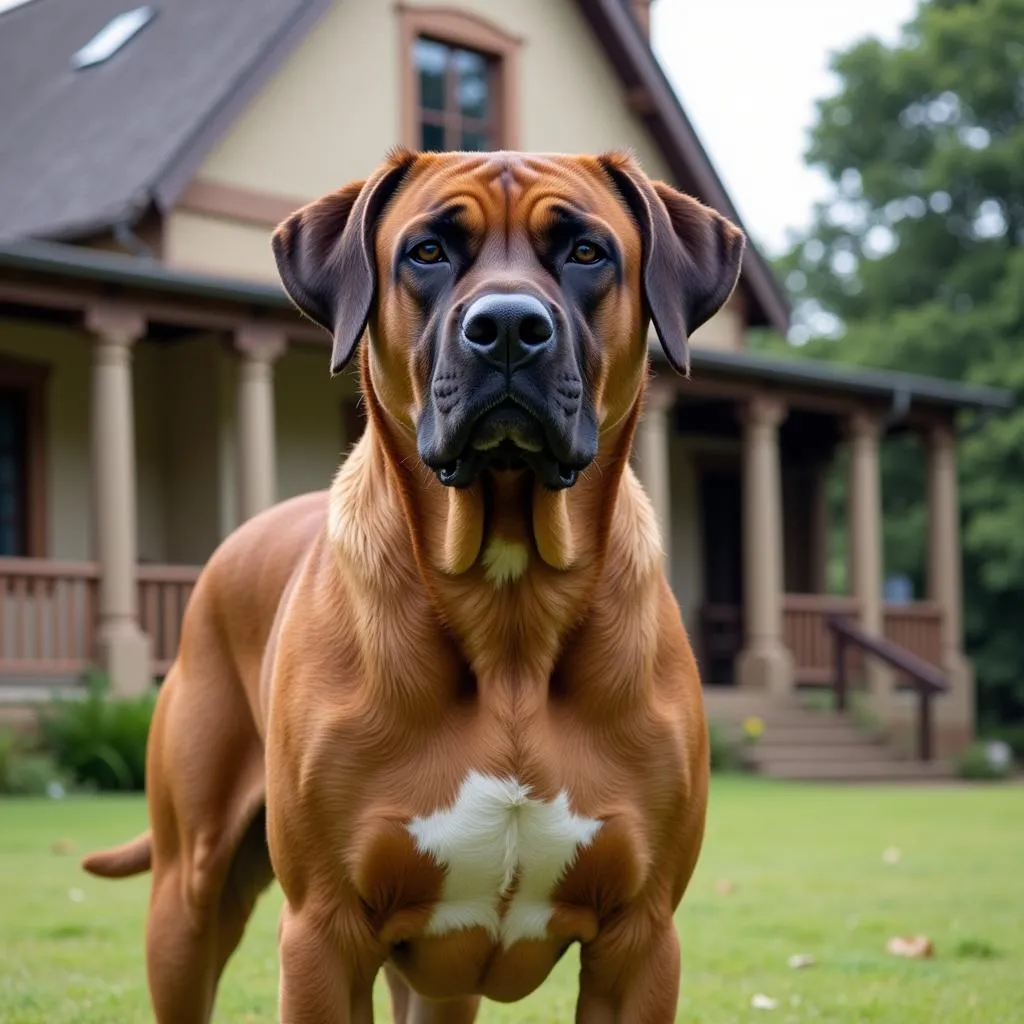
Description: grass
xmin=1 ymin=778 xmax=1022 ymax=1023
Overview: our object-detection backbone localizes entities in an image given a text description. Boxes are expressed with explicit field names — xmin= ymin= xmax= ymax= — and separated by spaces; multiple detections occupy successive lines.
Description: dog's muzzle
xmin=418 ymin=291 xmax=597 ymax=491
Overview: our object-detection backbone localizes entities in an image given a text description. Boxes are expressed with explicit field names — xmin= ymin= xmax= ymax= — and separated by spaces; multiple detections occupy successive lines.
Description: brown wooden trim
xmin=0 ymin=354 xmax=50 ymax=558
xmin=176 ymin=179 xmax=307 ymax=229
xmin=397 ymin=3 xmax=521 ymax=150
xmin=1 ymin=282 xmax=324 ymax=344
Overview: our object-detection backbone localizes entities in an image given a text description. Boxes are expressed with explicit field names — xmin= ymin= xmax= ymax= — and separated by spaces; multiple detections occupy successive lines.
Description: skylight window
xmin=0 ymin=0 xmax=41 ymax=16
xmin=72 ymin=6 xmax=156 ymax=69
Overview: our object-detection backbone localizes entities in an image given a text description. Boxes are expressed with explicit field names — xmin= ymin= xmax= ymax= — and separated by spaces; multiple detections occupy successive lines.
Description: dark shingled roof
xmin=0 ymin=0 xmax=329 ymax=242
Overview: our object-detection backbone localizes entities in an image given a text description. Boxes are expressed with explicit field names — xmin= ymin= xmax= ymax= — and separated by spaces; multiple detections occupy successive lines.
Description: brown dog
xmin=83 ymin=148 xmax=744 ymax=1022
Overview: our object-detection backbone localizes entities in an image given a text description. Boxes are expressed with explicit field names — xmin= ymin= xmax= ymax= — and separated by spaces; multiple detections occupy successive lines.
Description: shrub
xmin=708 ymin=719 xmax=745 ymax=773
xmin=38 ymin=670 xmax=156 ymax=792
xmin=955 ymin=739 xmax=1015 ymax=781
xmin=0 ymin=726 xmax=70 ymax=797
xmin=979 ymin=724 xmax=1024 ymax=761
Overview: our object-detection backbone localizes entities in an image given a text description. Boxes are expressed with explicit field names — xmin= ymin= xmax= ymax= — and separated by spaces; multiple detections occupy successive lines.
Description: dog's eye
xmin=409 ymin=240 xmax=447 ymax=265
xmin=569 ymin=240 xmax=606 ymax=265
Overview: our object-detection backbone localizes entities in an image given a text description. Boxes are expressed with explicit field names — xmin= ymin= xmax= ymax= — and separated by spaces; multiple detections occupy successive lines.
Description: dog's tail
xmin=81 ymin=831 xmax=152 ymax=878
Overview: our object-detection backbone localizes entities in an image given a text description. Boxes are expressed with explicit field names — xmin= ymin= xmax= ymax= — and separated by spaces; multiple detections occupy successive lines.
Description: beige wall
xmin=0 ymin=322 xmax=365 ymax=568
xmin=165 ymin=0 xmax=675 ymax=280
xmin=134 ymin=342 xmax=169 ymax=563
xmin=689 ymin=294 xmax=746 ymax=352
xmin=273 ymin=345 xmax=352 ymax=501
xmin=0 ymin=322 xmax=92 ymax=561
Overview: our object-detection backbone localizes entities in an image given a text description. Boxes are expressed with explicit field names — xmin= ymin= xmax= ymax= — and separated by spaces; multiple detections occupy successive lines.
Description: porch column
xmin=85 ymin=306 xmax=152 ymax=697
xmin=634 ymin=383 xmax=674 ymax=571
xmin=235 ymin=326 xmax=287 ymax=521
xmin=846 ymin=411 xmax=889 ymax=707
xmin=927 ymin=422 xmax=974 ymax=747
xmin=736 ymin=396 xmax=793 ymax=693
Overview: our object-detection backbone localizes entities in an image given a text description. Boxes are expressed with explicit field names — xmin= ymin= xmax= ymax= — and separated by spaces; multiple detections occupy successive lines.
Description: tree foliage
xmin=770 ymin=0 xmax=1024 ymax=725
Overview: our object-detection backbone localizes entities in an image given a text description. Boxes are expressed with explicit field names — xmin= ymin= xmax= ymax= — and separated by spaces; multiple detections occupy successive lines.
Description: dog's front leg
xmin=278 ymin=900 xmax=380 ymax=1023
xmin=574 ymin=914 xmax=681 ymax=1023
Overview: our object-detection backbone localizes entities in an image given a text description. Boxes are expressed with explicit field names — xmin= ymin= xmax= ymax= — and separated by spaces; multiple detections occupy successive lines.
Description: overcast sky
xmin=651 ymin=0 xmax=920 ymax=257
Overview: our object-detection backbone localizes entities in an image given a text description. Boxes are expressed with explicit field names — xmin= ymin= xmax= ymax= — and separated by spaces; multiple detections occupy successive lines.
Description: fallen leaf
xmin=714 ymin=878 xmax=736 ymax=895
xmin=51 ymin=839 xmax=75 ymax=856
xmin=882 ymin=846 xmax=902 ymax=864
xmin=751 ymin=994 xmax=778 ymax=1010
xmin=886 ymin=935 xmax=934 ymax=959
xmin=788 ymin=953 xmax=816 ymax=969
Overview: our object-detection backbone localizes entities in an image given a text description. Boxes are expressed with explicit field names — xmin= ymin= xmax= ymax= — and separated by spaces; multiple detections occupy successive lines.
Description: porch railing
xmin=828 ymin=613 xmax=948 ymax=761
xmin=0 ymin=558 xmax=99 ymax=676
xmin=0 ymin=558 xmax=201 ymax=680
xmin=783 ymin=594 xmax=944 ymax=686
xmin=782 ymin=594 xmax=862 ymax=685
xmin=137 ymin=564 xmax=202 ymax=675
xmin=884 ymin=601 xmax=943 ymax=667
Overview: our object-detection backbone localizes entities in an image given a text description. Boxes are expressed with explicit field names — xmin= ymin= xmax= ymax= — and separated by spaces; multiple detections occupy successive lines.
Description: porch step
xmin=755 ymin=741 xmax=894 ymax=764
xmin=758 ymin=757 xmax=956 ymax=782
xmin=706 ymin=689 xmax=954 ymax=782
xmin=754 ymin=724 xmax=879 ymax=746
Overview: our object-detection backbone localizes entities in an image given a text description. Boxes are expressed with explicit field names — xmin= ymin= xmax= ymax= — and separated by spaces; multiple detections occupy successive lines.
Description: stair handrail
xmin=826 ymin=613 xmax=948 ymax=762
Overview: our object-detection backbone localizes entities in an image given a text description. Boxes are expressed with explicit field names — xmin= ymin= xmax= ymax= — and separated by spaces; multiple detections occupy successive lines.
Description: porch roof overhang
xmin=0 ymin=239 xmax=1014 ymax=414
xmin=652 ymin=345 xmax=1014 ymax=415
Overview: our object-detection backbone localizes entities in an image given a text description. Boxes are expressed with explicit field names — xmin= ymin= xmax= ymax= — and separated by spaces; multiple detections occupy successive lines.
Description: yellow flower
xmin=743 ymin=716 xmax=765 ymax=740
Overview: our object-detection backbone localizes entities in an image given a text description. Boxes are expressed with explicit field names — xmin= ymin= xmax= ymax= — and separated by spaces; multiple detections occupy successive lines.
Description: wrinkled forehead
xmin=376 ymin=152 xmax=641 ymax=260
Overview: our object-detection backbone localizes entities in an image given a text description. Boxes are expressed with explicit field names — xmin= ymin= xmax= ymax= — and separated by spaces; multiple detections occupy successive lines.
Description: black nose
xmin=461 ymin=293 xmax=555 ymax=370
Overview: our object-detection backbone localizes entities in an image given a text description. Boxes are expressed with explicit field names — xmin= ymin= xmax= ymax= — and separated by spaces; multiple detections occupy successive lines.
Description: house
xmin=0 ymin=0 xmax=1012 ymax=771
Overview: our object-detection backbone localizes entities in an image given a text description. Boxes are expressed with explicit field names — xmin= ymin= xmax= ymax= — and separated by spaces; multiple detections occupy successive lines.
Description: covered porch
xmin=632 ymin=347 xmax=1011 ymax=758
xmin=0 ymin=241 xmax=359 ymax=700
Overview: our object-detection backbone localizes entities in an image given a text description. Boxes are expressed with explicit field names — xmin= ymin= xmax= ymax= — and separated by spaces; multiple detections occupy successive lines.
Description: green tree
xmin=770 ymin=0 xmax=1024 ymax=726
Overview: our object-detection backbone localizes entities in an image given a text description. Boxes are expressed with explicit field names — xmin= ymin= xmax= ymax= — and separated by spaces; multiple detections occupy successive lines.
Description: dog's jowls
xmin=83 ymin=148 xmax=744 ymax=1023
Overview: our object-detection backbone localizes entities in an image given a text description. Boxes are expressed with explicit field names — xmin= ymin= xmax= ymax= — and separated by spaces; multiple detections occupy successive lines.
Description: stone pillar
xmin=85 ymin=306 xmax=152 ymax=697
xmin=634 ymin=383 xmax=674 ymax=572
xmin=927 ymin=422 xmax=975 ymax=749
xmin=846 ymin=411 xmax=891 ymax=713
xmin=736 ymin=396 xmax=793 ymax=693
xmin=235 ymin=326 xmax=287 ymax=521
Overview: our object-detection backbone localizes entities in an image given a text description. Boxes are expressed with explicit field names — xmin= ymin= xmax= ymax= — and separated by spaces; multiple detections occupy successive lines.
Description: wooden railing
xmin=0 ymin=558 xmax=99 ymax=676
xmin=884 ymin=601 xmax=943 ymax=667
xmin=783 ymin=594 xmax=862 ymax=685
xmin=827 ymin=613 xmax=948 ymax=761
xmin=783 ymin=594 xmax=944 ymax=686
xmin=137 ymin=564 xmax=202 ymax=675
xmin=0 ymin=558 xmax=201 ymax=679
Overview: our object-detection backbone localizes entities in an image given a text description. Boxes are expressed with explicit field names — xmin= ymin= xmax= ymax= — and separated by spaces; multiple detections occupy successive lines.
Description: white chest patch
xmin=482 ymin=539 xmax=529 ymax=585
xmin=406 ymin=771 xmax=602 ymax=946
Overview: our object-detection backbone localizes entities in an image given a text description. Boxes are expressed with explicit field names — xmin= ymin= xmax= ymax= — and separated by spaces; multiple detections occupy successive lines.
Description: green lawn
xmin=1 ymin=778 xmax=1021 ymax=1023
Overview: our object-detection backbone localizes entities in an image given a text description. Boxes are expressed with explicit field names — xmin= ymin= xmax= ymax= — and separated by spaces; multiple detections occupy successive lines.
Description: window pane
xmin=461 ymin=128 xmax=489 ymax=152
xmin=454 ymin=49 xmax=489 ymax=120
xmin=415 ymin=38 xmax=449 ymax=111
xmin=421 ymin=120 xmax=446 ymax=152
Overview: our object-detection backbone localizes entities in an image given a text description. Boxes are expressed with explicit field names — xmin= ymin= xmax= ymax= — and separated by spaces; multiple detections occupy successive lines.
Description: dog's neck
xmin=328 ymin=359 xmax=662 ymax=697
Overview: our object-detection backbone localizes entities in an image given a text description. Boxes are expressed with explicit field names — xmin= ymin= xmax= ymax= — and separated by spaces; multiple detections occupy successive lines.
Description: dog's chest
xmin=405 ymin=770 xmax=602 ymax=946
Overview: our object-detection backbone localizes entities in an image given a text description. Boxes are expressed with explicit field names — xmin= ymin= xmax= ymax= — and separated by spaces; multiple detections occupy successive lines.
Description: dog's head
xmin=272 ymin=149 xmax=744 ymax=497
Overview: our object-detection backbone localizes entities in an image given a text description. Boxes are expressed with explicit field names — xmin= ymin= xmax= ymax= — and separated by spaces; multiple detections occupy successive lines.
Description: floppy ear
xmin=271 ymin=149 xmax=417 ymax=375
xmin=599 ymin=152 xmax=745 ymax=375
